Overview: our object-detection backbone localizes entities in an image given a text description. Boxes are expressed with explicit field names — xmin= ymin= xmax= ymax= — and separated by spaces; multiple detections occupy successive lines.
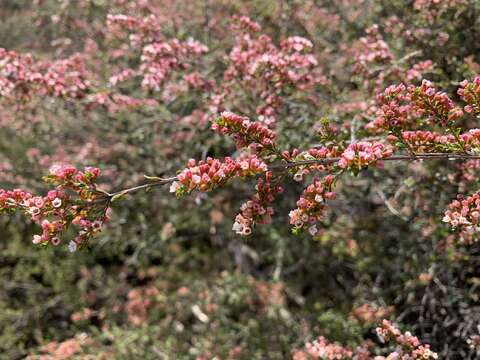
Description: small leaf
xmin=144 ymin=174 xmax=162 ymax=181
xmin=111 ymin=192 xmax=127 ymax=203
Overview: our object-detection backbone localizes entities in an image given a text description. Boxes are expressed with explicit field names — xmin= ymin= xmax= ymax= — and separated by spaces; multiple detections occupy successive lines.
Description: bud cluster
xmin=443 ymin=192 xmax=480 ymax=244
xmin=458 ymin=76 xmax=480 ymax=116
xmin=289 ymin=175 xmax=336 ymax=235
xmin=285 ymin=146 xmax=341 ymax=181
xmin=338 ymin=142 xmax=394 ymax=171
xmin=376 ymin=320 xmax=438 ymax=359
xmin=368 ymin=83 xmax=412 ymax=130
xmin=222 ymin=16 xmax=320 ymax=127
xmin=211 ymin=111 xmax=277 ymax=152
xmin=0 ymin=164 xmax=109 ymax=251
xmin=171 ymin=155 xmax=268 ymax=195
xmin=233 ymin=172 xmax=283 ymax=236
xmin=0 ymin=49 xmax=91 ymax=101
xmin=292 ymin=336 xmax=354 ymax=360
xmin=408 ymin=79 xmax=463 ymax=126
xmin=140 ymin=39 xmax=208 ymax=91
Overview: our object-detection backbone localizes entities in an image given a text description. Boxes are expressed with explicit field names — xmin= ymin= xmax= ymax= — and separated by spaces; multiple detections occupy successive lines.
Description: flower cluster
xmin=458 ymin=76 xmax=480 ymax=116
xmin=369 ymin=79 xmax=466 ymax=132
xmin=107 ymin=13 xmax=208 ymax=93
xmin=405 ymin=60 xmax=434 ymax=82
xmin=221 ymin=16 xmax=321 ymax=126
xmin=289 ymin=175 xmax=336 ymax=235
xmin=39 ymin=54 xmax=91 ymax=100
xmin=376 ymin=319 xmax=438 ymax=359
xmin=354 ymin=25 xmax=393 ymax=71
xmin=338 ymin=142 xmax=394 ymax=171
xmin=281 ymin=36 xmax=314 ymax=53
xmin=183 ymin=72 xmax=213 ymax=90
xmin=395 ymin=130 xmax=444 ymax=152
xmin=443 ymin=192 xmax=480 ymax=244
xmin=211 ymin=111 xmax=277 ymax=152
xmin=140 ymin=39 xmax=208 ymax=91
xmin=413 ymin=0 xmax=469 ymax=23
xmin=408 ymin=79 xmax=463 ymax=126
xmin=0 ymin=164 xmax=109 ymax=251
xmin=109 ymin=68 xmax=136 ymax=86
xmin=284 ymin=146 xmax=341 ymax=181
xmin=171 ymin=155 xmax=267 ymax=195
xmin=388 ymin=129 xmax=480 ymax=154
xmin=293 ymin=319 xmax=438 ymax=360
xmin=292 ymin=336 xmax=354 ymax=360
xmin=460 ymin=129 xmax=480 ymax=151
xmin=0 ymin=48 xmax=36 ymax=100
xmin=368 ymin=83 xmax=412 ymax=131
xmin=233 ymin=172 xmax=283 ymax=236
xmin=0 ymin=49 xmax=92 ymax=101
xmin=231 ymin=15 xmax=262 ymax=34
xmin=106 ymin=14 xmax=162 ymax=46
xmin=353 ymin=24 xmax=394 ymax=90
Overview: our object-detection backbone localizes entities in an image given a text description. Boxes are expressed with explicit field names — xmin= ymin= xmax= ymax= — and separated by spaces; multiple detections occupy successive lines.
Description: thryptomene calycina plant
xmin=3 ymin=74 xmax=480 ymax=250
xmin=4 ymin=3 xmax=480 ymax=358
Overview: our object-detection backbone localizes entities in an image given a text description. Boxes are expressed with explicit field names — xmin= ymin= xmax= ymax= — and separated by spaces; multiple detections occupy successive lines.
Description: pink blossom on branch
xmin=289 ymin=175 xmax=336 ymax=235
xmin=211 ymin=111 xmax=277 ymax=152
xmin=171 ymin=155 xmax=268 ymax=195
xmin=376 ymin=319 xmax=438 ymax=359
xmin=458 ymin=76 xmax=480 ymax=116
xmin=408 ymin=79 xmax=463 ymax=126
xmin=233 ymin=172 xmax=283 ymax=236
xmin=443 ymin=192 xmax=480 ymax=244
xmin=293 ymin=320 xmax=437 ymax=359
xmin=338 ymin=142 xmax=394 ymax=171
xmin=367 ymin=83 xmax=413 ymax=131
xmin=0 ymin=164 xmax=109 ymax=251
xmin=140 ymin=38 xmax=208 ymax=91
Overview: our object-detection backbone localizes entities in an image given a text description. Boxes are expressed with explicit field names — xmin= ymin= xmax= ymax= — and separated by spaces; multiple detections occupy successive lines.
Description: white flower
xmin=52 ymin=198 xmax=62 ymax=208
xmin=32 ymin=235 xmax=42 ymax=244
xmin=191 ymin=304 xmax=209 ymax=323
xmin=232 ymin=221 xmax=243 ymax=234
xmin=308 ymin=225 xmax=318 ymax=236
xmin=293 ymin=172 xmax=303 ymax=182
xmin=169 ymin=181 xmax=179 ymax=193
xmin=68 ymin=241 xmax=77 ymax=252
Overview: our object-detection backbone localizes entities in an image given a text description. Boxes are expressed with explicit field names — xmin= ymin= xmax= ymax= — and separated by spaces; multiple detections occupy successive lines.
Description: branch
xmin=104 ymin=153 xmax=480 ymax=199
xmin=284 ymin=152 xmax=480 ymax=168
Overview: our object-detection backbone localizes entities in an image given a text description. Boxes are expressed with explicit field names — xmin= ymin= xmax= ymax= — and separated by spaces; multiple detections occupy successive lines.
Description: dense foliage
xmin=1 ymin=0 xmax=480 ymax=359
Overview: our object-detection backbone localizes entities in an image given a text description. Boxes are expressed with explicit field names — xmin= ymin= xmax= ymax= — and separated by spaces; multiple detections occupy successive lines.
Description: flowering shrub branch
xmin=292 ymin=319 xmax=438 ymax=359
xmin=4 ymin=135 xmax=480 ymax=250
xmin=2 ymin=10 xmax=480 ymax=250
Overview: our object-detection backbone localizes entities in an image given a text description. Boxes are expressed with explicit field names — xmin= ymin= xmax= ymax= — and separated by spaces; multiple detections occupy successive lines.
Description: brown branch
xmin=104 ymin=153 xmax=480 ymax=199
xmin=108 ymin=176 xmax=178 ymax=198
xmin=283 ymin=153 xmax=480 ymax=168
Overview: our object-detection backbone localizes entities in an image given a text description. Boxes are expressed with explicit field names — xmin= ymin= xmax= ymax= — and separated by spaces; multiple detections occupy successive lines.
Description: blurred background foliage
xmin=1 ymin=0 xmax=480 ymax=359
